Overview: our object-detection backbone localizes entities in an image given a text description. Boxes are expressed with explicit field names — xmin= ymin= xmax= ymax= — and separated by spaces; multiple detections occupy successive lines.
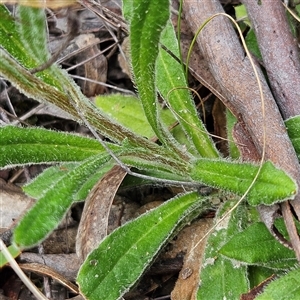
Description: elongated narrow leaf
xmin=129 ymin=0 xmax=168 ymax=130
xmin=0 ymin=126 xmax=110 ymax=168
xmin=0 ymin=5 xmax=36 ymax=68
xmin=0 ymin=5 xmax=61 ymax=88
xmin=23 ymin=162 xmax=79 ymax=199
xmin=77 ymin=192 xmax=210 ymax=300
xmin=125 ymin=0 xmax=186 ymax=158
xmin=17 ymin=5 xmax=49 ymax=64
xmin=255 ymin=268 xmax=300 ymax=300
xmin=13 ymin=155 xmax=114 ymax=248
xmin=219 ymin=222 xmax=296 ymax=268
xmin=16 ymin=5 xmax=62 ymax=87
xmin=190 ymin=159 xmax=297 ymax=205
xmin=197 ymin=200 xmax=249 ymax=299
xmin=119 ymin=143 xmax=190 ymax=175
xmin=157 ymin=21 xmax=219 ymax=158
xmin=23 ymin=161 xmax=115 ymax=203
xmin=0 ymin=48 xmax=78 ymax=113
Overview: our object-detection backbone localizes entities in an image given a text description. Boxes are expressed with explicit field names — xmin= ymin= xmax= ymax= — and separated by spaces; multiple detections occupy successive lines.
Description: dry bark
xmin=182 ymin=0 xmax=300 ymax=259
xmin=242 ymin=0 xmax=300 ymax=119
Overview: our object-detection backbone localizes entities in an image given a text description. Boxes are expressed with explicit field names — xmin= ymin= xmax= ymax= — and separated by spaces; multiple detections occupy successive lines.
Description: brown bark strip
xmin=182 ymin=0 xmax=300 ymax=257
xmin=242 ymin=0 xmax=300 ymax=119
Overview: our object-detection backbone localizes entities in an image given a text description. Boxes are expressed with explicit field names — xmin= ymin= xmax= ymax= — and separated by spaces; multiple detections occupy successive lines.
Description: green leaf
xmin=273 ymin=217 xmax=300 ymax=243
xmin=247 ymin=265 xmax=278 ymax=288
xmin=0 ymin=47 xmax=80 ymax=119
xmin=234 ymin=4 xmax=251 ymax=27
xmin=127 ymin=0 xmax=186 ymax=158
xmin=16 ymin=5 xmax=61 ymax=87
xmin=219 ymin=222 xmax=296 ymax=268
xmin=23 ymin=163 xmax=79 ymax=199
xmin=23 ymin=161 xmax=115 ymax=202
xmin=119 ymin=143 xmax=190 ymax=177
xmin=0 ymin=126 xmax=109 ymax=168
xmin=17 ymin=6 xmax=49 ymax=65
xmin=157 ymin=21 xmax=219 ymax=158
xmin=198 ymin=258 xmax=248 ymax=299
xmin=94 ymin=93 xmax=176 ymax=139
xmin=13 ymin=155 xmax=114 ymax=248
xmin=197 ymin=200 xmax=249 ymax=299
xmin=0 ymin=5 xmax=36 ymax=68
xmin=245 ymin=29 xmax=262 ymax=61
xmin=285 ymin=115 xmax=300 ymax=157
xmin=77 ymin=192 xmax=210 ymax=300
xmin=122 ymin=0 xmax=133 ymax=21
xmin=73 ymin=162 xmax=116 ymax=201
xmin=0 ymin=5 xmax=61 ymax=88
xmin=190 ymin=159 xmax=297 ymax=205
xmin=255 ymin=268 xmax=300 ymax=300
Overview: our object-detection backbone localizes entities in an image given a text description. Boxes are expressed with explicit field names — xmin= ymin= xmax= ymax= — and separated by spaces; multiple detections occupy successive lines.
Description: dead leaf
xmin=0 ymin=180 xmax=35 ymax=232
xmin=171 ymin=218 xmax=213 ymax=300
xmin=76 ymin=165 xmax=126 ymax=261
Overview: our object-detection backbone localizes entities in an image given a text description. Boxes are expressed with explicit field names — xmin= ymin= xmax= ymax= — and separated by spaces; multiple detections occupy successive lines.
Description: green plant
xmin=0 ymin=1 xmax=300 ymax=299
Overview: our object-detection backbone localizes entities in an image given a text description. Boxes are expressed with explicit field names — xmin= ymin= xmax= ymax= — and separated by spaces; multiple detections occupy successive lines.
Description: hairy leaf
xmin=17 ymin=5 xmax=49 ymax=64
xmin=0 ymin=5 xmax=61 ymax=87
xmin=219 ymin=222 xmax=296 ymax=268
xmin=0 ymin=5 xmax=36 ymax=68
xmin=197 ymin=200 xmax=249 ymax=299
xmin=23 ymin=163 xmax=79 ymax=199
xmin=255 ymin=268 xmax=300 ymax=300
xmin=77 ymin=192 xmax=210 ymax=300
xmin=0 ymin=126 xmax=109 ymax=168
xmin=157 ymin=21 xmax=219 ymax=158
xmin=125 ymin=0 xmax=186 ymax=158
xmin=190 ymin=159 xmax=297 ymax=205
xmin=13 ymin=155 xmax=114 ymax=248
